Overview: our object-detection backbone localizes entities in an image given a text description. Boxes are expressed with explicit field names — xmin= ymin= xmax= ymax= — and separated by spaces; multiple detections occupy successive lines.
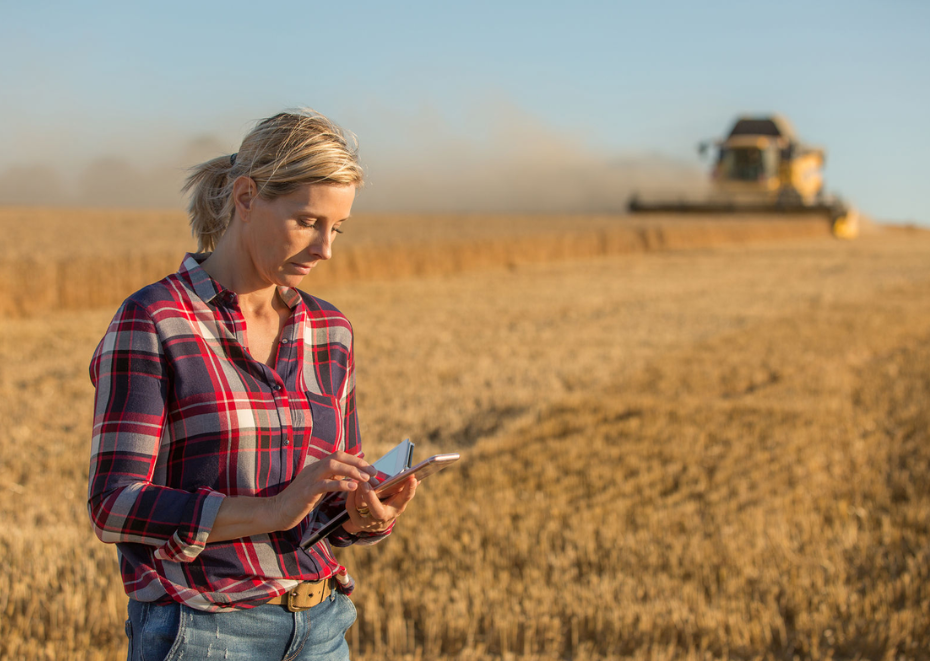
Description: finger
xmin=343 ymin=489 xmax=360 ymax=526
xmin=356 ymin=482 xmax=389 ymax=521
xmin=333 ymin=451 xmax=378 ymax=477
xmin=380 ymin=474 xmax=416 ymax=502
xmin=326 ymin=451 xmax=377 ymax=475
xmin=345 ymin=488 xmax=379 ymax=530
xmin=317 ymin=477 xmax=361 ymax=493
xmin=344 ymin=488 xmax=360 ymax=515
xmin=361 ymin=475 xmax=415 ymax=522
xmin=382 ymin=476 xmax=418 ymax=513
xmin=317 ymin=454 xmax=376 ymax=484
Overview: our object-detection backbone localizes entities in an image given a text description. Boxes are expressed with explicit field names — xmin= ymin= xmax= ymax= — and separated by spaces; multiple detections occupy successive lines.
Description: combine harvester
xmin=629 ymin=115 xmax=859 ymax=238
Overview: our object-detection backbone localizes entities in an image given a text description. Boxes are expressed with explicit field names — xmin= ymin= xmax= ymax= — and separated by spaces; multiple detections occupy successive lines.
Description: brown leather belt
xmin=266 ymin=579 xmax=334 ymax=612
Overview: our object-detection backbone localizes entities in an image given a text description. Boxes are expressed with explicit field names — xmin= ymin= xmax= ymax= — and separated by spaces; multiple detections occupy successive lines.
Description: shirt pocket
xmin=304 ymin=392 xmax=344 ymax=454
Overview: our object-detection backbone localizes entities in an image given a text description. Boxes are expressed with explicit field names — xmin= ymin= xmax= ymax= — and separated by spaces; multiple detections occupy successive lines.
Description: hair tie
xmin=229 ymin=153 xmax=238 ymax=167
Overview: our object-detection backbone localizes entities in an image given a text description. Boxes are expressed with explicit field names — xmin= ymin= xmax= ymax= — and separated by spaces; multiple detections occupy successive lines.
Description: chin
xmin=277 ymin=269 xmax=311 ymax=287
xmin=278 ymin=276 xmax=307 ymax=289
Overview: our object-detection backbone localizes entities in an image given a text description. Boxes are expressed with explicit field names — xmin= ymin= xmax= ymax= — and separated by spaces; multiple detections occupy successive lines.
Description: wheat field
xmin=1 ymin=208 xmax=928 ymax=660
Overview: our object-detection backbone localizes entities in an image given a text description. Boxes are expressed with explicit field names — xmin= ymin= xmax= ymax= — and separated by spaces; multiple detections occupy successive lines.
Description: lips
xmin=291 ymin=262 xmax=315 ymax=274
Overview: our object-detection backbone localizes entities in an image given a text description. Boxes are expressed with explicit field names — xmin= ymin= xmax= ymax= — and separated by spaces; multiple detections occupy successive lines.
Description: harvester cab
xmin=704 ymin=116 xmax=824 ymax=207
xmin=630 ymin=115 xmax=858 ymax=239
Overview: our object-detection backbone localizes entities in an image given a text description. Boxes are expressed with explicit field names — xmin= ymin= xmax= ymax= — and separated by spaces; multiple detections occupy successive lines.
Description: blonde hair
xmin=183 ymin=109 xmax=364 ymax=252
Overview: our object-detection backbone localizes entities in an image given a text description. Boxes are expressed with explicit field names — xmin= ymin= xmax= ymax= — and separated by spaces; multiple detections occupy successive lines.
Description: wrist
xmin=343 ymin=517 xmax=394 ymax=537
xmin=266 ymin=493 xmax=285 ymax=533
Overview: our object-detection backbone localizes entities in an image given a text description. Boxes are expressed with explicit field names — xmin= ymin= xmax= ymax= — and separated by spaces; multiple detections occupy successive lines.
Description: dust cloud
xmin=0 ymin=108 xmax=706 ymax=212
xmin=354 ymin=104 xmax=707 ymax=213
xmin=0 ymin=134 xmax=228 ymax=209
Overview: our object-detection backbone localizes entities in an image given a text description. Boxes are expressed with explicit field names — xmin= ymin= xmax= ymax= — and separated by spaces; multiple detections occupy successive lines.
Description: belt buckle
xmin=286 ymin=588 xmax=312 ymax=613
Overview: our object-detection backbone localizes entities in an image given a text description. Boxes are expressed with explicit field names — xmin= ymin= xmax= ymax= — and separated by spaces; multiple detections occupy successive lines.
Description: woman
xmin=88 ymin=109 xmax=417 ymax=660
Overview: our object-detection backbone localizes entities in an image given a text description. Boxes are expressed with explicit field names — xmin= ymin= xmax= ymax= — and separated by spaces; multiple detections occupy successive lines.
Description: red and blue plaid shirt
xmin=88 ymin=253 xmax=386 ymax=611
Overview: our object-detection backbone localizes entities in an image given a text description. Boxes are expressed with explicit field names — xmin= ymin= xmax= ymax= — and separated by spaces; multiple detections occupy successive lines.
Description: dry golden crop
xmin=0 ymin=207 xmax=830 ymax=318
xmin=0 ymin=208 xmax=927 ymax=660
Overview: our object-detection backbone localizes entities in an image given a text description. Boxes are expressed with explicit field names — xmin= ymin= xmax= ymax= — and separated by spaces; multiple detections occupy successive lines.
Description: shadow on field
xmin=424 ymin=403 xmax=529 ymax=449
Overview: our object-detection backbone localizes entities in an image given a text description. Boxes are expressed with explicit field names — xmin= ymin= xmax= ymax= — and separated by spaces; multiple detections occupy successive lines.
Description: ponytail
xmin=182 ymin=155 xmax=238 ymax=252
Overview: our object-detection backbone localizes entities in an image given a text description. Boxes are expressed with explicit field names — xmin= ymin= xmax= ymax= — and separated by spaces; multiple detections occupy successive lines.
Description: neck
xmin=201 ymin=230 xmax=279 ymax=316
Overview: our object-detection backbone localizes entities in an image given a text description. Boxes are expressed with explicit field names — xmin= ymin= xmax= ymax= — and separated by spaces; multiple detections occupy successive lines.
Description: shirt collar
xmin=178 ymin=253 xmax=303 ymax=310
xmin=277 ymin=286 xmax=302 ymax=309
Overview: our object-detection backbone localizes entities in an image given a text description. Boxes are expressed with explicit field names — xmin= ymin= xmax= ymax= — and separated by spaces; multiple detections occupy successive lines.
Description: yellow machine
xmin=630 ymin=115 xmax=858 ymax=238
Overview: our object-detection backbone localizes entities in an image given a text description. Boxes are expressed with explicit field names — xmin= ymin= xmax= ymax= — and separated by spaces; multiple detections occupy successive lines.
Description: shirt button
xmin=280 ymin=338 xmax=289 ymax=344
xmin=273 ymin=384 xmax=282 ymax=391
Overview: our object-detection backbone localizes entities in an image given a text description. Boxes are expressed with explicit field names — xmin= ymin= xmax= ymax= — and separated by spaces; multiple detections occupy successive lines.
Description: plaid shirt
xmin=88 ymin=253 xmax=387 ymax=611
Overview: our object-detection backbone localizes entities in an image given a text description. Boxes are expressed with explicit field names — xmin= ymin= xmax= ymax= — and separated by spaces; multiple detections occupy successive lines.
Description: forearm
xmin=89 ymin=483 xmax=225 ymax=563
xmin=207 ymin=495 xmax=282 ymax=543
xmin=210 ymin=452 xmax=378 ymax=544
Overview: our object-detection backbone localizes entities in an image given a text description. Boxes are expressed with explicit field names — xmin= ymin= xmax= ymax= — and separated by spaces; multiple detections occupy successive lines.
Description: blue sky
xmin=1 ymin=0 xmax=928 ymax=223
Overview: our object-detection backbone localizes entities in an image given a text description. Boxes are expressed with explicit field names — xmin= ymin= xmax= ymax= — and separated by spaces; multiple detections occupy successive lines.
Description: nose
xmin=310 ymin=229 xmax=333 ymax=261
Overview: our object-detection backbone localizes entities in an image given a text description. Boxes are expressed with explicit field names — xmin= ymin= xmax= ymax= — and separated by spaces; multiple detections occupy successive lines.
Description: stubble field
xmin=1 ymin=208 xmax=928 ymax=660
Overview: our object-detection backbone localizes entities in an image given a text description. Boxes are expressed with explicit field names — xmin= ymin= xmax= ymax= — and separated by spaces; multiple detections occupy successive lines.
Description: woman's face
xmin=240 ymin=181 xmax=356 ymax=289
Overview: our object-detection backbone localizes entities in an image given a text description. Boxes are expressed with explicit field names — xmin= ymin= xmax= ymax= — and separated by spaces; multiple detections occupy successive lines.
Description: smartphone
xmin=372 ymin=453 xmax=460 ymax=499
xmin=300 ymin=452 xmax=461 ymax=549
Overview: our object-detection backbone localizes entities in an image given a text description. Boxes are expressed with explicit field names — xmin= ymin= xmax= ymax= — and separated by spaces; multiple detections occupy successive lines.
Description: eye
xmin=298 ymin=218 xmax=343 ymax=234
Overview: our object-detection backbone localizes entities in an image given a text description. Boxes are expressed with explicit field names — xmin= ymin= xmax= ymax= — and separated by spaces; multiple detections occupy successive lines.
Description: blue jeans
xmin=125 ymin=593 xmax=357 ymax=661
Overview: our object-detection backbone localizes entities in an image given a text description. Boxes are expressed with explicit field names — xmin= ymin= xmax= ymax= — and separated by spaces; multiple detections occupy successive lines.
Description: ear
xmin=232 ymin=176 xmax=257 ymax=222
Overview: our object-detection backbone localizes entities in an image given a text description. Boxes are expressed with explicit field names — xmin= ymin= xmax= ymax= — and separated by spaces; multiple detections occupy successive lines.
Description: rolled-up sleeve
xmin=87 ymin=299 xmax=225 ymax=562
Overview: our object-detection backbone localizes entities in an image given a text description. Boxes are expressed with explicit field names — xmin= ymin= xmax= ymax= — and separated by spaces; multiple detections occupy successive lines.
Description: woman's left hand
xmin=343 ymin=475 xmax=418 ymax=534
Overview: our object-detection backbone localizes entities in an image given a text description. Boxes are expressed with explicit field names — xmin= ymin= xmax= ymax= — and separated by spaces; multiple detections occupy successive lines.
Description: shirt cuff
xmin=154 ymin=487 xmax=226 ymax=563
xmin=328 ymin=520 xmax=395 ymax=547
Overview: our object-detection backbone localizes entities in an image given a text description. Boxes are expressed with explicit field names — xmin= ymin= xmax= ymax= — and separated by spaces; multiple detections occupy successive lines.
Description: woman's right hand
xmin=208 ymin=452 xmax=377 ymax=543
xmin=269 ymin=452 xmax=378 ymax=532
